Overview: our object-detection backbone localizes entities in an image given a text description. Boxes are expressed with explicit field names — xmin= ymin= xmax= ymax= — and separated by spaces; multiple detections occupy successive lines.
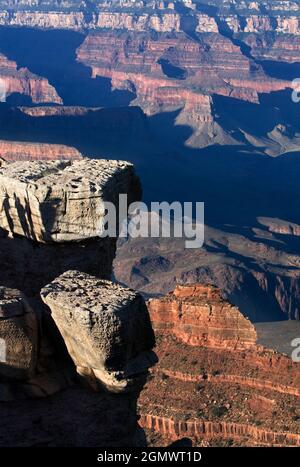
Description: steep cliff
xmin=0 ymin=140 xmax=82 ymax=161
xmin=0 ymin=157 xmax=155 ymax=447
xmin=77 ymin=30 xmax=290 ymax=111
xmin=0 ymin=53 xmax=62 ymax=104
xmin=0 ymin=1 xmax=299 ymax=36
xmin=139 ymin=284 xmax=300 ymax=447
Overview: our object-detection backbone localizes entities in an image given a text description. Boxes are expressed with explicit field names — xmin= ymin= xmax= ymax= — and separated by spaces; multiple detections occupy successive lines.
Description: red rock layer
xmin=148 ymin=284 xmax=257 ymax=349
xmin=140 ymin=414 xmax=300 ymax=447
xmin=139 ymin=284 xmax=300 ymax=447
xmin=0 ymin=140 xmax=82 ymax=162
xmin=77 ymin=30 xmax=290 ymax=114
xmin=245 ymin=34 xmax=300 ymax=63
xmin=0 ymin=53 xmax=62 ymax=104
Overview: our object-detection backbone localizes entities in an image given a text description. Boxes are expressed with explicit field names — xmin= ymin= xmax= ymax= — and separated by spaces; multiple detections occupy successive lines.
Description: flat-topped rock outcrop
xmin=139 ymin=284 xmax=300 ymax=447
xmin=0 ymin=158 xmax=141 ymax=243
xmin=148 ymin=284 xmax=258 ymax=349
xmin=41 ymin=270 xmax=156 ymax=392
xmin=0 ymin=140 xmax=83 ymax=162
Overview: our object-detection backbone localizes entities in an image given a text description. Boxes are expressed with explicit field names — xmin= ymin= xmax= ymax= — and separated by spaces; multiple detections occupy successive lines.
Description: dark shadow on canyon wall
xmin=1 ymin=91 xmax=300 ymax=229
xmin=0 ymin=27 xmax=135 ymax=106
xmin=258 ymin=60 xmax=300 ymax=81
xmin=1 ymin=75 xmax=300 ymax=322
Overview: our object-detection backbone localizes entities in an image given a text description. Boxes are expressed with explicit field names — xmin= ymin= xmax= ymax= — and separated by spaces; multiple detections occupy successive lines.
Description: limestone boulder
xmin=0 ymin=158 xmax=141 ymax=243
xmin=0 ymin=286 xmax=38 ymax=380
xmin=41 ymin=270 xmax=156 ymax=393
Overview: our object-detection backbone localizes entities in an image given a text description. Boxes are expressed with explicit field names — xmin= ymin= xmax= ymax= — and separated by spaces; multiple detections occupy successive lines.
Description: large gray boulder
xmin=41 ymin=270 xmax=156 ymax=393
xmin=0 ymin=159 xmax=141 ymax=243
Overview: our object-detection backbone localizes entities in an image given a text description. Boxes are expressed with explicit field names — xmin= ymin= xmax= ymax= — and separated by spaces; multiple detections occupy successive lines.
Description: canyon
xmin=0 ymin=2 xmax=298 ymax=320
xmin=0 ymin=0 xmax=299 ymax=448
xmin=0 ymin=159 xmax=298 ymax=448
xmin=139 ymin=284 xmax=300 ymax=446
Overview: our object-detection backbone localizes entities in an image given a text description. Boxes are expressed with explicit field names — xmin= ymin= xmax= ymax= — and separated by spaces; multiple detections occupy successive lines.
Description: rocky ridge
xmin=139 ymin=284 xmax=300 ymax=447
xmin=0 ymin=2 xmax=300 ymax=35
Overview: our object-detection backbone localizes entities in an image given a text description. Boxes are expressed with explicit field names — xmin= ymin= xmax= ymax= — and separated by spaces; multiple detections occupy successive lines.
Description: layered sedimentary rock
xmin=0 ymin=158 xmax=141 ymax=242
xmin=115 ymin=222 xmax=300 ymax=321
xmin=0 ymin=53 xmax=61 ymax=104
xmin=139 ymin=284 xmax=300 ymax=447
xmin=0 ymin=286 xmax=38 ymax=380
xmin=0 ymin=1 xmax=299 ymax=35
xmin=243 ymin=33 xmax=300 ymax=62
xmin=77 ymin=30 xmax=290 ymax=113
xmin=149 ymin=284 xmax=257 ymax=349
xmin=0 ymin=140 xmax=83 ymax=162
xmin=76 ymin=28 xmax=291 ymax=151
xmin=41 ymin=270 xmax=156 ymax=392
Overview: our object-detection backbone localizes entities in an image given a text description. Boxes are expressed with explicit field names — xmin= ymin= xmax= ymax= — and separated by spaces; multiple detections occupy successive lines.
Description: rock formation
xmin=0 ymin=1 xmax=299 ymax=36
xmin=0 ymin=158 xmax=141 ymax=297
xmin=0 ymin=140 xmax=83 ymax=162
xmin=0 ymin=52 xmax=61 ymax=104
xmin=77 ymin=29 xmax=289 ymax=115
xmin=0 ymin=158 xmax=140 ymax=242
xmin=0 ymin=157 xmax=156 ymax=446
xmin=0 ymin=286 xmax=38 ymax=380
xmin=149 ymin=284 xmax=257 ymax=349
xmin=139 ymin=284 xmax=300 ymax=447
xmin=41 ymin=270 xmax=155 ymax=393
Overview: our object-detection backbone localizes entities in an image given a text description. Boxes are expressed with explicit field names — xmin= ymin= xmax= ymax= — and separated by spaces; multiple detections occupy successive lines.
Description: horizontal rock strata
xmin=148 ymin=284 xmax=257 ymax=349
xmin=139 ymin=284 xmax=300 ymax=447
xmin=0 ymin=140 xmax=83 ymax=162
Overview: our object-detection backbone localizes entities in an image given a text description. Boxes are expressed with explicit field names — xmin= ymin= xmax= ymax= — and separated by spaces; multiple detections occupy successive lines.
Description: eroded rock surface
xmin=0 ymin=140 xmax=83 ymax=162
xmin=0 ymin=286 xmax=38 ymax=381
xmin=41 ymin=270 xmax=156 ymax=393
xmin=149 ymin=284 xmax=257 ymax=349
xmin=0 ymin=158 xmax=141 ymax=242
xmin=139 ymin=284 xmax=300 ymax=447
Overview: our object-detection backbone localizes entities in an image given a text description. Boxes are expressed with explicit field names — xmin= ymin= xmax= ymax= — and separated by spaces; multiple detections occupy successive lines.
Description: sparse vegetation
xmin=209 ymin=405 xmax=228 ymax=418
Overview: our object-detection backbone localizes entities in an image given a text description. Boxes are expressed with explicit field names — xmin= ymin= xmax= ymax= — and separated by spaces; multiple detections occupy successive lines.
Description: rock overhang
xmin=0 ymin=158 xmax=141 ymax=243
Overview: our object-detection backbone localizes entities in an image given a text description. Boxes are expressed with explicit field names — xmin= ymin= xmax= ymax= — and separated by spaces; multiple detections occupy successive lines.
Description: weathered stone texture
xmin=41 ymin=270 xmax=156 ymax=392
xmin=148 ymin=284 xmax=257 ymax=349
xmin=0 ymin=158 xmax=141 ymax=242
xmin=0 ymin=286 xmax=38 ymax=380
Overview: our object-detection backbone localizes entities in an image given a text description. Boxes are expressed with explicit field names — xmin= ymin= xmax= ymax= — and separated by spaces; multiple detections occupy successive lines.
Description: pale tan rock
xmin=0 ymin=286 xmax=38 ymax=380
xmin=0 ymin=158 xmax=141 ymax=243
xmin=41 ymin=270 xmax=156 ymax=393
